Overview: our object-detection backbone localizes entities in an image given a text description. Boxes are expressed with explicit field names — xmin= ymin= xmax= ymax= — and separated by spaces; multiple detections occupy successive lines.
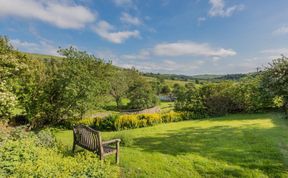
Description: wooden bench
xmin=72 ymin=125 xmax=121 ymax=164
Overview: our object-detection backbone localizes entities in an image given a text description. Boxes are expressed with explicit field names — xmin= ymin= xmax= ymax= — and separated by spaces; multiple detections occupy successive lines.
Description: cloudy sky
xmin=1 ymin=0 xmax=288 ymax=75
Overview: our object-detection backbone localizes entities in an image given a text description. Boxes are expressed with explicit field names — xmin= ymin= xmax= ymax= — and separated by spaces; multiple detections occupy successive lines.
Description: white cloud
xmin=208 ymin=0 xmax=244 ymax=17
xmin=273 ymin=26 xmax=288 ymax=35
xmin=10 ymin=39 xmax=59 ymax=56
xmin=0 ymin=0 xmax=96 ymax=29
xmin=120 ymin=12 xmax=142 ymax=26
xmin=153 ymin=42 xmax=236 ymax=58
xmin=92 ymin=20 xmax=140 ymax=44
xmin=121 ymin=50 xmax=150 ymax=60
xmin=261 ymin=48 xmax=288 ymax=56
xmin=116 ymin=59 xmax=205 ymax=74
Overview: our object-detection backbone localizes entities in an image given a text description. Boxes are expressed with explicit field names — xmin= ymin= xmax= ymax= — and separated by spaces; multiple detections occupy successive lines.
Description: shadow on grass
xmin=131 ymin=115 xmax=288 ymax=176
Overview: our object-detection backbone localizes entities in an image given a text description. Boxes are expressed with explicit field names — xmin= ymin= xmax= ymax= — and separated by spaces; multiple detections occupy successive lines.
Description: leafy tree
xmin=161 ymin=85 xmax=171 ymax=95
xmin=0 ymin=36 xmax=27 ymax=119
xmin=175 ymin=88 xmax=206 ymax=118
xmin=262 ymin=56 xmax=288 ymax=116
xmin=127 ymin=79 xmax=159 ymax=110
xmin=18 ymin=47 xmax=111 ymax=128
xmin=172 ymin=83 xmax=185 ymax=97
xmin=108 ymin=69 xmax=130 ymax=109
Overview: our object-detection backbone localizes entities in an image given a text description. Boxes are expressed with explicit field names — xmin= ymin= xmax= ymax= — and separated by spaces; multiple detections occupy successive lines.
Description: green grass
xmin=55 ymin=113 xmax=288 ymax=177
xmin=159 ymin=101 xmax=174 ymax=113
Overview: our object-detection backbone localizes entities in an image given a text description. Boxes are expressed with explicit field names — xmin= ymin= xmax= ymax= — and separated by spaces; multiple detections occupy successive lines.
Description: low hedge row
xmin=77 ymin=111 xmax=187 ymax=131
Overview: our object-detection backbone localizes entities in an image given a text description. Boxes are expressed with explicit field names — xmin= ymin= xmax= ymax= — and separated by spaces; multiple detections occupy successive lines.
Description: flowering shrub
xmin=114 ymin=112 xmax=182 ymax=130
xmin=138 ymin=114 xmax=162 ymax=126
xmin=161 ymin=111 xmax=182 ymax=123
xmin=114 ymin=115 xmax=140 ymax=130
xmin=0 ymin=83 xmax=17 ymax=119
xmin=0 ymin=129 xmax=119 ymax=177
xmin=76 ymin=112 xmax=185 ymax=131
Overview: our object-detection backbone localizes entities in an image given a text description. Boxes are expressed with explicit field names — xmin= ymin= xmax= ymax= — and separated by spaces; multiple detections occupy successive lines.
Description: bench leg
xmin=116 ymin=142 xmax=120 ymax=164
xmin=72 ymin=143 xmax=76 ymax=153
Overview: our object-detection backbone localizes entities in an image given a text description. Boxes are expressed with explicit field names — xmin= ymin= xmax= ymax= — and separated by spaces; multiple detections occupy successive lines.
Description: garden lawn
xmin=55 ymin=113 xmax=288 ymax=178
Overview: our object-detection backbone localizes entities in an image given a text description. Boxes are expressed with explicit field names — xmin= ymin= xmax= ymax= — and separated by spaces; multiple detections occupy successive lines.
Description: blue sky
xmin=1 ymin=0 xmax=288 ymax=75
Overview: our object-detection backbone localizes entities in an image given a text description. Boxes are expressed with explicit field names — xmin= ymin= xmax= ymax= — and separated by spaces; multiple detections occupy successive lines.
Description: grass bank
xmin=55 ymin=113 xmax=288 ymax=177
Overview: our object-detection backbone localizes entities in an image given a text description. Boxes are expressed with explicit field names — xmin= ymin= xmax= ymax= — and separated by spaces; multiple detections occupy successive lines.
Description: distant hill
xmin=23 ymin=52 xmax=250 ymax=82
xmin=142 ymin=73 xmax=249 ymax=81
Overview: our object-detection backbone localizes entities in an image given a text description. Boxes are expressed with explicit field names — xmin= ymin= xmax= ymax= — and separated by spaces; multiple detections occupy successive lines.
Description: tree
xmin=108 ymin=69 xmax=129 ymax=109
xmin=262 ymin=56 xmax=288 ymax=116
xmin=127 ymin=79 xmax=159 ymax=110
xmin=18 ymin=47 xmax=111 ymax=128
xmin=161 ymin=85 xmax=171 ymax=95
xmin=172 ymin=83 xmax=185 ymax=97
xmin=0 ymin=36 xmax=26 ymax=120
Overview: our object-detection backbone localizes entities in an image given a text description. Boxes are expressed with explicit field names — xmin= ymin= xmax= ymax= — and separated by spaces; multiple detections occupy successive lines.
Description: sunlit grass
xmin=55 ymin=113 xmax=288 ymax=177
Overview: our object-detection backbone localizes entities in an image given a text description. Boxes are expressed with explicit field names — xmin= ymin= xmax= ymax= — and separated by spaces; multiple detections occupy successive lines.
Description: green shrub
xmin=0 ymin=83 xmax=17 ymax=120
xmin=0 ymin=130 xmax=119 ymax=177
xmin=161 ymin=111 xmax=182 ymax=123
xmin=77 ymin=117 xmax=95 ymax=126
xmin=98 ymin=115 xmax=118 ymax=131
xmin=77 ymin=112 xmax=187 ymax=131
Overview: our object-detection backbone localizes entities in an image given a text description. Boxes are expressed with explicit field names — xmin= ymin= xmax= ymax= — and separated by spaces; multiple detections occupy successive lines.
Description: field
xmin=55 ymin=113 xmax=288 ymax=178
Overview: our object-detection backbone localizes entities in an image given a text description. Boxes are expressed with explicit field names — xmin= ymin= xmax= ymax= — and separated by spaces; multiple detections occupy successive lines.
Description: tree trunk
xmin=115 ymin=97 xmax=121 ymax=109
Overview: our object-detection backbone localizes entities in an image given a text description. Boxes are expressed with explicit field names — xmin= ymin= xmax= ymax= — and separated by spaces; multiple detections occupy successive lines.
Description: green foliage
xmin=175 ymin=88 xmax=207 ymax=119
xmin=17 ymin=47 xmax=111 ymax=129
xmin=161 ymin=85 xmax=171 ymax=94
xmin=108 ymin=69 xmax=130 ymax=109
xmin=0 ymin=83 xmax=17 ymax=119
xmin=0 ymin=36 xmax=27 ymax=120
xmin=98 ymin=115 xmax=118 ymax=130
xmin=175 ymin=76 xmax=274 ymax=118
xmin=262 ymin=56 xmax=288 ymax=116
xmin=127 ymin=79 xmax=159 ymax=110
xmin=161 ymin=111 xmax=182 ymax=123
xmin=0 ymin=130 xmax=119 ymax=177
xmin=114 ymin=112 xmax=182 ymax=130
xmin=114 ymin=115 xmax=142 ymax=130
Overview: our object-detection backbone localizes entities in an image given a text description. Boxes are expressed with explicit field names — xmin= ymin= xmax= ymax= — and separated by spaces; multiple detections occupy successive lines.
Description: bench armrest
xmin=102 ymin=139 xmax=121 ymax=145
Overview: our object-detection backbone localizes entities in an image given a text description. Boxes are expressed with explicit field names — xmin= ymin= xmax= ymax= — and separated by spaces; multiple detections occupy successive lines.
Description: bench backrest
xmin=73 ymin=125 xmax=103 ymax=154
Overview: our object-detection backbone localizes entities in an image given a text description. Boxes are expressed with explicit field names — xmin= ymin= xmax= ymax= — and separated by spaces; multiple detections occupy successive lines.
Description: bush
xmin=138 ymin=114 xmax=162 ymax=126
xmin=161 ymin=111 xmax=182 ymax=123
xmin=8 ymin=115 xmax=29 ymax=126
xmin=114 ymin=115 xmax=140 ymax=130
xmin=97 ymin=115 xmax=118 ymax=131
xmin=0 ymin=130 xmax=119 ymax=177
xmin=77 ymin=117 xmax=95 ymax=126
xmin=76 ymin=112 xmax=185 ymax=131
xmin=0 ymin=83 xmax=17 ymax=120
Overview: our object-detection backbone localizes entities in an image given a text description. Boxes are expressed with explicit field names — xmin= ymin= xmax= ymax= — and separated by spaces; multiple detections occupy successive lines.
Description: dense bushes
xmin=175 ymin=75 xmax=275 ymax=117
xmin=77 ymin=111 xmax=183 ymax=131
xmin=0 ymin=128 xmax=119 ymax=177
xmin=262 ymin=56 xmax=288 ymax=117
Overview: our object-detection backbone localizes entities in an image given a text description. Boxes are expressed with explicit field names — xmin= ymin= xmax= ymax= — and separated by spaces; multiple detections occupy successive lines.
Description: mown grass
xmin=55 ymin=113 xmax=288 ymax=177
xmin=159 ymin=101 xmax=174 ymax=113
